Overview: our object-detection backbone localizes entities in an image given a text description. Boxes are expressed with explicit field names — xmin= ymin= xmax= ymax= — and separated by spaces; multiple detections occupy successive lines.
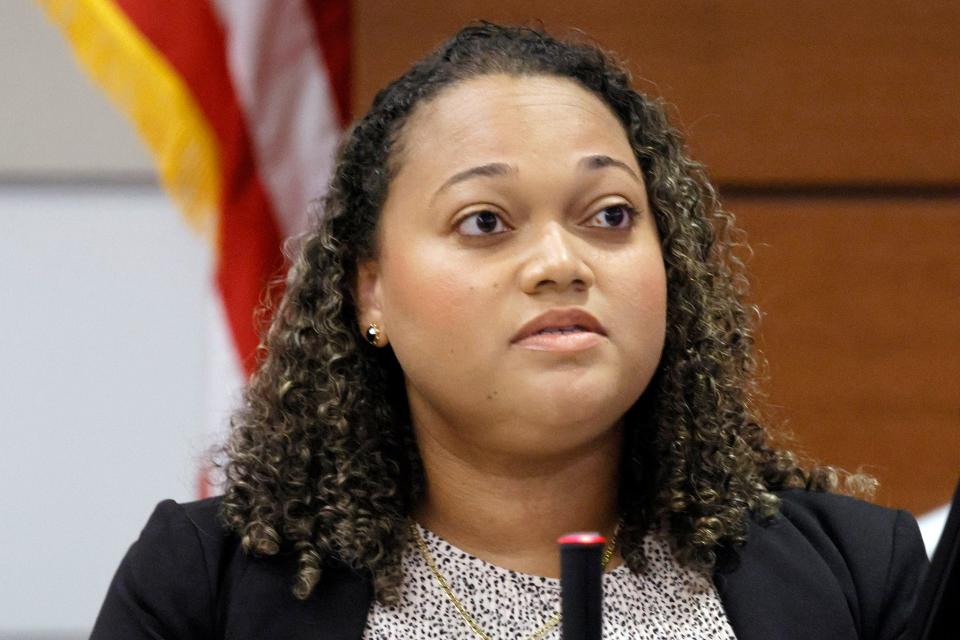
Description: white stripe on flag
xmin=211 ymin=0 xmax=341 ymax=239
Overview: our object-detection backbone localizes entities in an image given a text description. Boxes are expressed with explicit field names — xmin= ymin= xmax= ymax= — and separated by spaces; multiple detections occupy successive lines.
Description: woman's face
xmin=357 ymin=74 xmax=667 ymax=459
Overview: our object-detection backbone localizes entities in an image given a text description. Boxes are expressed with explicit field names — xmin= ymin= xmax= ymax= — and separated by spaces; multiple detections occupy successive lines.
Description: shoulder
xmin=774 ymin=488 xmax=921 ymax=556
xmin=772 ymin=488 xmax=927 ymax=594
xmin=92 ymin=496 xmax=374 ymax=639
xmin=133 ymin=496 xmax=235 ymax=592
xmin=142 ymin=495 xmax=231 ymax=546
xmin=722 ymin=488 xmax=927 ymax=640
xmin=90 ymin=496 xmax=238 ymax=639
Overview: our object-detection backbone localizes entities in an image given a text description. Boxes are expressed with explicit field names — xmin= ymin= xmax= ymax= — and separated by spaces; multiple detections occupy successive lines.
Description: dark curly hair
xmin=216 ymin=21 xmax=866 ymax=603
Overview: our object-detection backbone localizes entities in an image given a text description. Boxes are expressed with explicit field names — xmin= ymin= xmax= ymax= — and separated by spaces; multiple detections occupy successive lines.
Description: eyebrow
xmin=431 ymin=154 xmax=640 ymax=203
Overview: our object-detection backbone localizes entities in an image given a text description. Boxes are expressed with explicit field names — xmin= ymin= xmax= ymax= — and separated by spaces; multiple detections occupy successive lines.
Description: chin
xmin=524 ymin=367 xmax=639 ymax=409
xmin=516 ymin=378 xmax=648 ymax=439
xmin=494 ymin=410 xmax=625 ymax=461
xmin=517 ymin=389 xmax=632 ymax=435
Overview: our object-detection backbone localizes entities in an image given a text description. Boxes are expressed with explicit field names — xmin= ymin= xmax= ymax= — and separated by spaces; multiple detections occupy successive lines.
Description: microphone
xmin=558 ymin=532 xmax=605 ymax=640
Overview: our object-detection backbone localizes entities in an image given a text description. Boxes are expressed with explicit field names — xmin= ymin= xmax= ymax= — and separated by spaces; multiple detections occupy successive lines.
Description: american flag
xmin=37 ymin=0 xmax=351 ymax=497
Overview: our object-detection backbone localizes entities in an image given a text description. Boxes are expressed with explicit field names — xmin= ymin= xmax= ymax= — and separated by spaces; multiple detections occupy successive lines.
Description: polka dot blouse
xmin=362 ymin=523 xmax=738 ymax=639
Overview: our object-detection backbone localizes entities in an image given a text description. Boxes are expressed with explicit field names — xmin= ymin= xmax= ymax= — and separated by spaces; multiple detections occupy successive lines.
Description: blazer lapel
xmin=311 ymin=562 xmax=375 ymax=640
xmin=713 ymin=514 xmax=858 ymax=640
xmin=225 ymin=552 xmax=373 ymax=639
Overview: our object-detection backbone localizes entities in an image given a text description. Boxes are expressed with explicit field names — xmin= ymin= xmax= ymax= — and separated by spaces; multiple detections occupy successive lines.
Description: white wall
xmin=1 ymin=4 xmax=214 ymax=635
xmin=0 ymin=185 xmax=211 ymax=635
xmin=1 ymin=1 xmax=154 ymax=180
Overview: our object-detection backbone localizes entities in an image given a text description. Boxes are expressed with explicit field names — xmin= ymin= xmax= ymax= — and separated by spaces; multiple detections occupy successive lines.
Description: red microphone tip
xmin=557 ymin=532 xmax=606 ymax=545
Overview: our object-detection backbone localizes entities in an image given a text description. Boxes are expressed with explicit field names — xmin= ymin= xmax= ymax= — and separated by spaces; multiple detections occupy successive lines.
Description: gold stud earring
xmin=365 ymin=322 xmax=384 ymax=346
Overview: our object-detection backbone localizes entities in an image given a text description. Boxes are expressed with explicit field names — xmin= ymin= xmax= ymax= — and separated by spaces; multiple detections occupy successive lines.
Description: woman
xmin=91 ymin=22 xmax=926 ymax=639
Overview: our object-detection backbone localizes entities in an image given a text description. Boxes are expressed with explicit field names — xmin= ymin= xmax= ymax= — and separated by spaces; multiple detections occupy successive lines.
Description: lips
xmin=511 ymin=308 xmax=607 ymax=343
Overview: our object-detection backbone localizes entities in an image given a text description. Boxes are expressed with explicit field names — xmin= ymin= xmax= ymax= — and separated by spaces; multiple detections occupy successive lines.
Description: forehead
xmin=393 ymin=74 xmax=635 ymax=176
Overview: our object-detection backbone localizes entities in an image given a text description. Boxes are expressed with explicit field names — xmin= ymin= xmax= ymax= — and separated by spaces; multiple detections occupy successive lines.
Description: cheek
xmin=607 ymin=251 xmax=668 ymax=355
xmin=380 ymin=241 xmax=497 ymax=361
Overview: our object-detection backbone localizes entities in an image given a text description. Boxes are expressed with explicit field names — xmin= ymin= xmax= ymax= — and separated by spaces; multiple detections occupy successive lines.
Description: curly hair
xmin=216 ymin=21 xmax=864 ymax=604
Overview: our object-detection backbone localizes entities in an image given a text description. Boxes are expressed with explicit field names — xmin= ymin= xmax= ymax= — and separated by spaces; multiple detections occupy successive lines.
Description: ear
xmin=355 ymin=258 xmax=385 ymax=333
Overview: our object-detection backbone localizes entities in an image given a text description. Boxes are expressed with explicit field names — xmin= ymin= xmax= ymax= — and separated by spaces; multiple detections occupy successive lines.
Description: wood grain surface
xmin=731 ymin=196 xmax=959 ymax=513
xmin=354 ymin=0 xmax=960 ymax=187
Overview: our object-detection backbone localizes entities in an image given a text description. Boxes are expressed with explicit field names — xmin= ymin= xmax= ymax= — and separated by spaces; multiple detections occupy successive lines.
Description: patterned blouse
xmin=362 ymin=523 xmax=738 ymax=639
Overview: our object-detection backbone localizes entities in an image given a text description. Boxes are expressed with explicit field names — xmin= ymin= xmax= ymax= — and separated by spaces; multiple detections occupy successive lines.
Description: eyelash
xmin=456 ymin=203 xmax=638 ymax=237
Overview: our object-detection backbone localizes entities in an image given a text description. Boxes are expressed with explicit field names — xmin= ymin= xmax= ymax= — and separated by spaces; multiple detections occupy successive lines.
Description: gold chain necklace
xmin=409 ymin=520 xmax=621 ymax=640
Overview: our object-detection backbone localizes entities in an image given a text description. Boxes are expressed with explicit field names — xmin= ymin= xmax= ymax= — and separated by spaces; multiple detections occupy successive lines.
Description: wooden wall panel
xmin=732 ymin=196 xmax=959 ymax=513
xmin=354 ymin=0 xmax=960 ymax=187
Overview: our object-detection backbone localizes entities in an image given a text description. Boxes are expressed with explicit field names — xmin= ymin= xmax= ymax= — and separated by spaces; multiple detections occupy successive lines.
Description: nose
xmin=518 ymin=222 xmax=595 ymax=294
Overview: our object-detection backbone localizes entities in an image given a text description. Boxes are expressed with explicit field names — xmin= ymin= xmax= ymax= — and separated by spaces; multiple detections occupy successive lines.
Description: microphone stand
xmin=558 ymin=532 xmax=605 ymax=640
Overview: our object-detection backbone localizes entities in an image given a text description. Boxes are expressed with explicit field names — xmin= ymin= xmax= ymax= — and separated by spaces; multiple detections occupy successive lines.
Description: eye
xmin=585 ymin=203 xmax=637 ymax=230
xmin=456 ymin=210 xmax=509 ymax=236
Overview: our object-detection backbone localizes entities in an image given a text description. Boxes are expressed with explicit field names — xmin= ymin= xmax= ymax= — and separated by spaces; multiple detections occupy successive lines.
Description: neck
xmin=412 ymin=423 xmax=623 ymax=578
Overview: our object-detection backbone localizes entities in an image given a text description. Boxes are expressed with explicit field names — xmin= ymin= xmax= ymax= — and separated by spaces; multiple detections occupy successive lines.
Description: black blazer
xmin=90 ymin=489 xmax=927 ymax=639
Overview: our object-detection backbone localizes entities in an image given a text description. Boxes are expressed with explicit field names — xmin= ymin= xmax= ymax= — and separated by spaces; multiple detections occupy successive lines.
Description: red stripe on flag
xmin=116 ymin=0 xmax=285 ymax=374
xmin=305 ymin=0 xmax=352 ymax=126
